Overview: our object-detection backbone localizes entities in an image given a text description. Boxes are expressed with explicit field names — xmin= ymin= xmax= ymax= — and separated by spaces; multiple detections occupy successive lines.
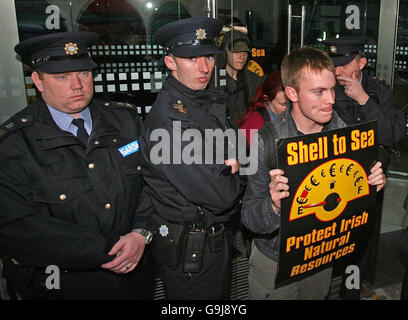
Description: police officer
xmin=0 ymin=32 xmax=154 ymax=299
xmin=322 ymin=36 xmax=406 ymax=168
xmin=139 ymin=17 xmax=243 ymax=299
xmin=322 ymin=36 xmax=406 ymax=300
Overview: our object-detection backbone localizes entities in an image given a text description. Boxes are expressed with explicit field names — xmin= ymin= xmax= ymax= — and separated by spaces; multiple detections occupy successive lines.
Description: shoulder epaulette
xmin=100 ymin=100 xmax=138 ymax=112
xmin=371 ymin=76 xmax=387 ymax=85
xmin=0 ymin=112 xmax=33 ymax=140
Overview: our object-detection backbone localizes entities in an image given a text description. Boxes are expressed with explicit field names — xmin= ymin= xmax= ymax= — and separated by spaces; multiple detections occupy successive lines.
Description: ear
xmin=31 ymin=71 xmax=44 ymax=93
xmin=358 ymin=57 xmax=367 ymax=70
xmin=285 ymin=86 xmax=298 ymax=103
xmin=164 ymin=55 xmax=177 ymax=72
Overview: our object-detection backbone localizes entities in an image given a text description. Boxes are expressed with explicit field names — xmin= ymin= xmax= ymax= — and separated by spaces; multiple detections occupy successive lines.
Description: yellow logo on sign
xmin=246 ymin=59 xmax=264 ymax=77
xmin=289 ymin=158 xmax=369 ymax=222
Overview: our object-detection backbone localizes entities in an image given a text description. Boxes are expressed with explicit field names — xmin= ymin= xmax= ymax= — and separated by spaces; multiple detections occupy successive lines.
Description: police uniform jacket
xmin=334 ymin=71 xmax=406 ymax=166
xmin=0 ymin=99 xmax=148 ymax=269
xmin=140 ymin=75 xmax=243 ymax=228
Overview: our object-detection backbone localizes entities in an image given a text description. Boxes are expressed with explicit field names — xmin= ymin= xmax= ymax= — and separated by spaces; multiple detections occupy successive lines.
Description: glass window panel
xmin=13 ymin=0 xmax=213 ymax=118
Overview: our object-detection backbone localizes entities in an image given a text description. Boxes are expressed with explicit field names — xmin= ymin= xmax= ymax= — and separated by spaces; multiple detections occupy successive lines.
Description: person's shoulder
xmin=93 ymin=99 xmax=143 ymax=121
xmin=367 ymin=74 xmax=386 ymax=84
xmin=94 ymin=99 xmax=138 ymax=113
xmin=365 ymin=74 xmax=391 ymax=90
xmin=240 ymin=110 xmax=265 ymax=130
xmin=330 ymin=110 xmax=347 ymax=129
xmin=146 ymin=90 xmax=189 ymax=125
xmin=258 ymin=110 xmax=288 ymax=141
xmin=151 ymin=91 xmax=174 ymax=112
xmin=244 ymin=68 xmax=264 ymax=80
xmin=258 ymin=119 xmax=277 ymax=139
xmin=364 ymin=75 xmax=394 ymax=102
xmin=0 ymin=103 xmax=37 ymax=141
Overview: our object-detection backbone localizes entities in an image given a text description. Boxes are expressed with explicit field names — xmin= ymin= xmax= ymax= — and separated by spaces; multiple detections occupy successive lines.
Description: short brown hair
xmin=281 ymin=46 xmax=335 ymax=91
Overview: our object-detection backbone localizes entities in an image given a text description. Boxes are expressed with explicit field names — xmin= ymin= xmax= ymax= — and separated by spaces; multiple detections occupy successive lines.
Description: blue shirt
xmin=47 ymin=105 xmax=92 ymax=137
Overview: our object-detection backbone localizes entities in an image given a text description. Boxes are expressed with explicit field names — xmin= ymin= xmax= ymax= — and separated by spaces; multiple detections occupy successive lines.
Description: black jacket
xmin=139 ymin=75 xmax=243 ymax=228
xmin=334 ymin=72 xmax=406 ymax=167
xmin=0 ymin=99 xmax=147 ymax=269
xmin=225 ymin=69 xmax=265 ymax=124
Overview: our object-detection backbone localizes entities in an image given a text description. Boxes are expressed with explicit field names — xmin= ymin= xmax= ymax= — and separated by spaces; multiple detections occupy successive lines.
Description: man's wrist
xmin=132 ymin=228 xmax=153 ymax=244
xmin=357 ymin=94 xmax=369 ymax=106
xmin=271 ymin=201 xmax=280 ymax=216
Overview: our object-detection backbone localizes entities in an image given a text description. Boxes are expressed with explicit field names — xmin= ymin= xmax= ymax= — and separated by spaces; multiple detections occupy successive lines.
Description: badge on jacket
xmin=159 ymin=225 xmax=169 ymax=237
xmin=173 ymin=100 xmax=187 ymax=114
xmin=118 ymin=140 xmax=140 ymax=157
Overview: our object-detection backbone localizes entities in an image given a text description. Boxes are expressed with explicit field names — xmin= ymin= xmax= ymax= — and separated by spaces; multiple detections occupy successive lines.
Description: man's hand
xmin=225 ymin=159 xmax=240 ymax=174
xmin=269 ymin=169 xmax=290 ymax=213
xmin=337 ymin=71 xmax=369 ymax=105
xmin=368 ymin=161 xmax=386 ymax=192
xmin=101 ymin=231 xmax=146 ymax=274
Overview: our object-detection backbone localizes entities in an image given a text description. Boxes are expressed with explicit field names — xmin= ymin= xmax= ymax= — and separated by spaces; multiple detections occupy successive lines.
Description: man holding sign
xmin=241 ymin=47 xmax=386 ymax=300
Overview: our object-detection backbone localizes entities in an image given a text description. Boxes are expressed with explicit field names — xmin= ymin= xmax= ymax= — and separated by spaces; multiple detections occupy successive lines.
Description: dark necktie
xmin=72 ymin=118 xmax=89 ymax=145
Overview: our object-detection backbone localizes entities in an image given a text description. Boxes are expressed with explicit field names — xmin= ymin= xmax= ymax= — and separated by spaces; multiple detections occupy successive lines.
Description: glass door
xmin=393 ymin=0 xmax=408 ymax=176
xmin=236 ymin=0 xmax=382 ymax=76
xmin=289 ymin=1 xmax=380 ymax=74
xmin=13 ymin=0 xmax=212 ymax=118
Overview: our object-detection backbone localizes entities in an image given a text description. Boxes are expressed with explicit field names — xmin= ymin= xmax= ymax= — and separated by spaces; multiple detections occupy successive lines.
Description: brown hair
xmin=281 ymin=46 xmax=335 ymax=91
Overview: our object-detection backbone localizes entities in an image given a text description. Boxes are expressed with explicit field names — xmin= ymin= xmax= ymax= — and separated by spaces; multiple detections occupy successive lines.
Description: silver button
xmin=94 ymin=140 xmax=99 ymax=145
xmin=105 ymin=203 xmax=111 ymax=210
xmin=21 ymin=118 xmax=28 ymax=123
xmin=59 ymin=194 xmax=67 ymax=201
xmin=113 ymin=139 xmax=117 ymax=143
xmin=137 ymin=165 xmax=142 ymax=171
xmin=88 ymin=163 xmax=95 ymax=169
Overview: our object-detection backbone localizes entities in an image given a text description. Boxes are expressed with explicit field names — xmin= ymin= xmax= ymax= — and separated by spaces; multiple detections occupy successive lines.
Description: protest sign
xmin=275 ymin=121 xmax=378 ymax=287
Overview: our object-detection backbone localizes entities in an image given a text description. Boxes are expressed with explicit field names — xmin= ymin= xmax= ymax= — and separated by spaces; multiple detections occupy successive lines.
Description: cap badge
xmin=196 ymin=28 xmax=207 ymax=40
xmin=329 ymin=45 xmax=337 ymax=54
xmin=65 ymin=43 xmax=78 ymax=55
xmin=174 ymin=100 xmax=187 ymax=114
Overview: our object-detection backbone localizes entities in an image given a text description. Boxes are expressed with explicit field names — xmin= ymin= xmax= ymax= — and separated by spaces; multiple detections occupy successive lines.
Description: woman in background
xmin=238 ymin=70 xmax=287 ymax=146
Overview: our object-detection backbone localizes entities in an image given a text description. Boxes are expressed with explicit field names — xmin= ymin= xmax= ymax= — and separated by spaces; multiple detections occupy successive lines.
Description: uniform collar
xmin=167 ymin=74 xmax=225 ymax=105
xmin=47 ymin=104 xmax=92 ymax=135
xmin=35 ymin=100 xmax=118 ymax=150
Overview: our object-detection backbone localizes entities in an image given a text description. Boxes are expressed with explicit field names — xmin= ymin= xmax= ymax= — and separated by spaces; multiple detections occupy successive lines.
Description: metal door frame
xmin=377 ymin=0 xmax=399 ymax=87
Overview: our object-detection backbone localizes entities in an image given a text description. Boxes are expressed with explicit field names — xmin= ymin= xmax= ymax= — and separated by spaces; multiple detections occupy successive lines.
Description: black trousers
xmin=159 ymin=230 xmax=232 ymax=300
xmin=5 ymin=250 xmax=154 ymax=300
